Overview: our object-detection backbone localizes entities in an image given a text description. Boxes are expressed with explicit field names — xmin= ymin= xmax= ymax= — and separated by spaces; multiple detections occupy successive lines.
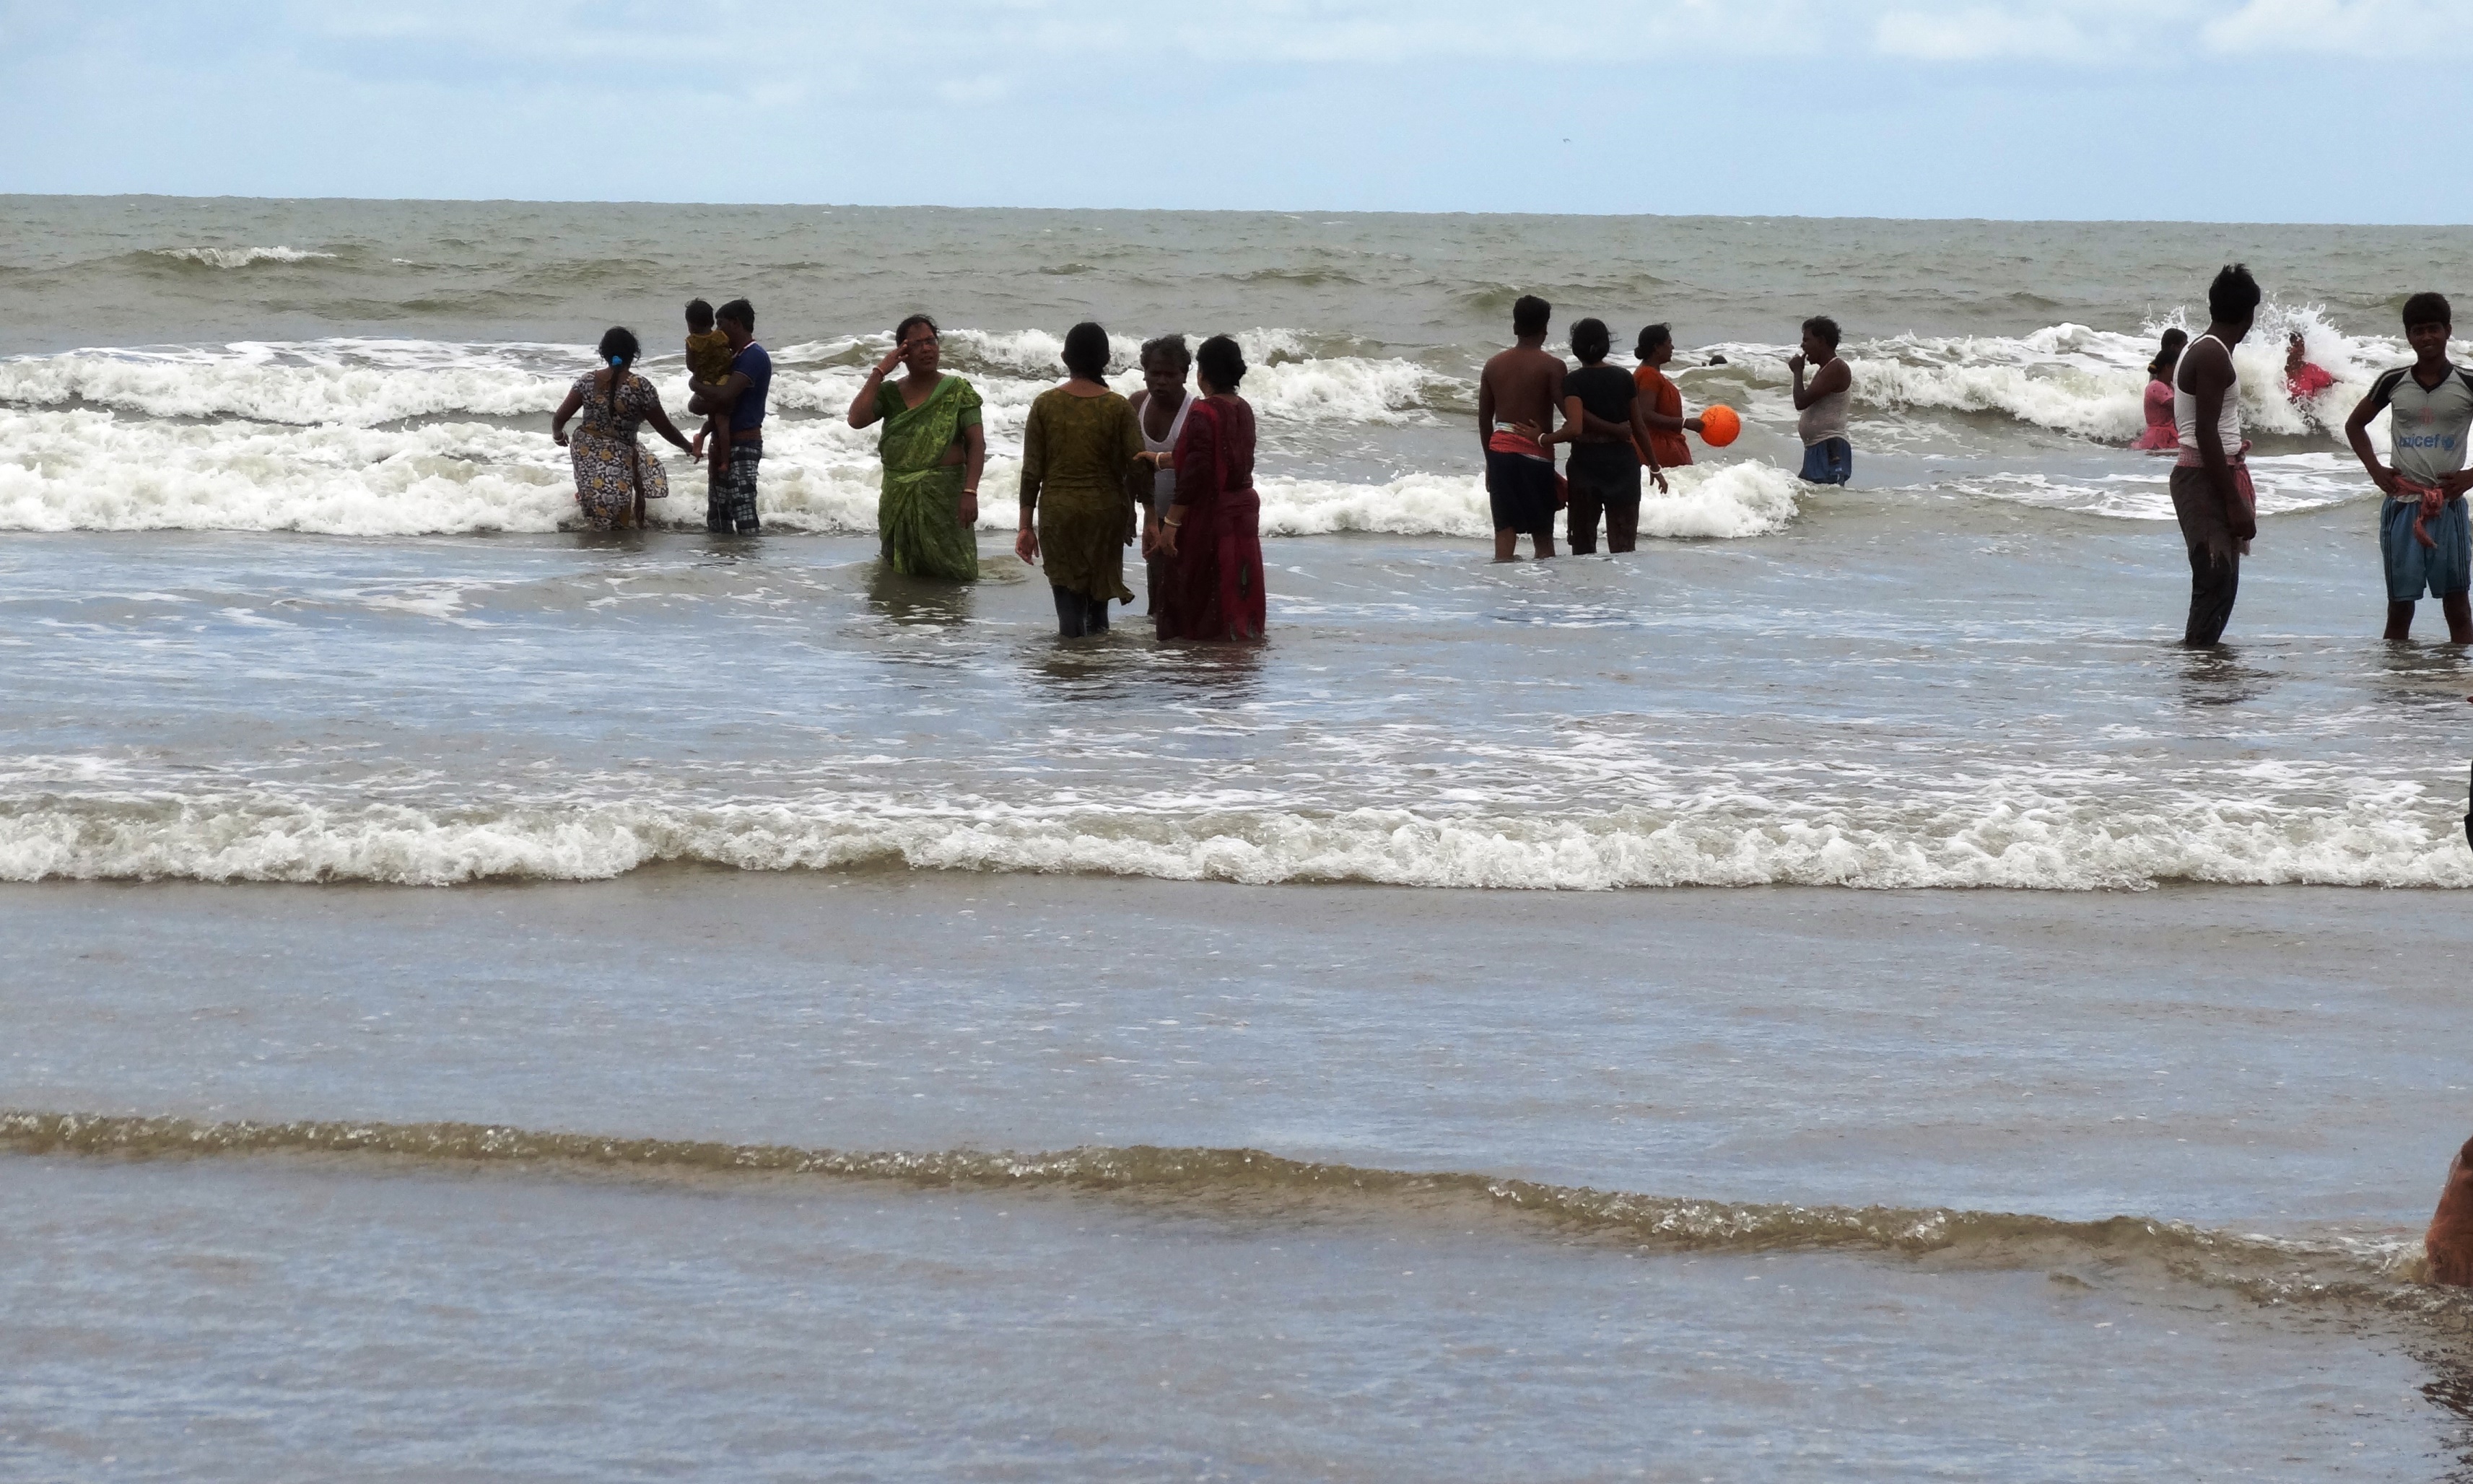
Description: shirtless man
xmin=1476 ymin=294 xmax=1566 ymax=560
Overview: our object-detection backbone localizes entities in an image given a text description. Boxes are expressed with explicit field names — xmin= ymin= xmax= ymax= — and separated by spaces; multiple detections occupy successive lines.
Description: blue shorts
xmin=2380 ymin=492 xmax=2471 ymax=601
xmin=1799 ymin=437 xmax=1852 ymax=486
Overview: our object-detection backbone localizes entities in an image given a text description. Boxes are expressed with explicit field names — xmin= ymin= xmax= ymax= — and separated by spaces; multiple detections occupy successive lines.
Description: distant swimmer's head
xmin=716 ymin=298 xmax=755 ymax=346
xmin=685 ymin=298 xmax=714 ymax=333
xmin=893 ymin=313 xmax=941 ymax=375
xmin=1569 ymin=318 xmax=1611 ymax=366
xmin=2206 ymin=264 xmax=2261 ymax=339
xmin=1062 ymin=321 xmax=1111 ymax=383
xmin=2404 ymin=292 xmax=2454 ymax=362
xmin=1512 ymin=294 xmax=1551 ymax=339
xmin=1800 ymin=315 xmax=1841 ymax=362
xmin=1140 ymin=333 xmax=1191 ymax=398
xmin=1635 ymin=323 xmax=1673 ymax=366
xmin=2149 ymin=327 xmax=2188 ymax=381
xmin=1195 ymin=333 xmax=1247 ymax=395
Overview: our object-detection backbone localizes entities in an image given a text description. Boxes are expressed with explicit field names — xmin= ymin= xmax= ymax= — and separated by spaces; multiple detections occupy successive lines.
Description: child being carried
xmin=684 ymin=298 xmax=734 ymax=480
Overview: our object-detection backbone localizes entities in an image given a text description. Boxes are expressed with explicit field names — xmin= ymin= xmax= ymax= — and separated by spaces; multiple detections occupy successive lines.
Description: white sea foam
xmin=0 ymin=398 xmax=1802 ymax=538
xmin=2 ymin=785 xmax=2461 ymax=889
xmin=150 ymin=246 xmax=337 ymax=268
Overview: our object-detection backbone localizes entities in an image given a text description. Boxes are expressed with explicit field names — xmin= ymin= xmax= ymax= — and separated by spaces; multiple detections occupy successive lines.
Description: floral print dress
xmin=568 ymin=372 xmax=671 ymax=529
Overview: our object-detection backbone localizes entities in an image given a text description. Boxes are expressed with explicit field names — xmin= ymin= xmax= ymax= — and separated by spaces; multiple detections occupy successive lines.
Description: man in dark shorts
xmin=1476 ymin=294 xmax=1566 ymax=560
xmin=689 ymin=297 xmax=770 ymax=534
xmin=1543 ymin=316 xmax=1669 ymax=554
xmin=2169 ymin=266 xmax=2261 ymax=647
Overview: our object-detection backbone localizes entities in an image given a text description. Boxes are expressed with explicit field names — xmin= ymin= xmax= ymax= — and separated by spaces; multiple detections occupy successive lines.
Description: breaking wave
xmin=2 ymin=1109 xmax=2454 ymax=1312
xmin=0 ymin=782 xmax=2463 ymax=889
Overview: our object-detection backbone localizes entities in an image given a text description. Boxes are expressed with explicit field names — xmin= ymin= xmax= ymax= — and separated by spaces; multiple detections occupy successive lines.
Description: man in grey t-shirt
xmin=2347 ymin=291 xmax=2473 ymax=642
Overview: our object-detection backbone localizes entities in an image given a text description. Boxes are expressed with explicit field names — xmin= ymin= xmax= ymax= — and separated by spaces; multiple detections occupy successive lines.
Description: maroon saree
xmin=1156 ymin=395 xmax=1266 ymax=642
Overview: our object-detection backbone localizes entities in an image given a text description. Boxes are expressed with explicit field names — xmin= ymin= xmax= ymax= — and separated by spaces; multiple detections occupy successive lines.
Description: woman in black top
xmin=1543 ymin=317 xmax=1667 ymax=554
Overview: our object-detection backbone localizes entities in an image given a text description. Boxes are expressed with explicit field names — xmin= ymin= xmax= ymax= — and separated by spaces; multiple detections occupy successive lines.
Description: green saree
xmin=875 ymin=374 xmax=983 ymax=581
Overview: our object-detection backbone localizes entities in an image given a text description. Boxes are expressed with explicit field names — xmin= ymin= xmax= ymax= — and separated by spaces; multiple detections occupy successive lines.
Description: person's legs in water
xmin=2168 ymin=466 xmax=2240 ymax=646
xmin=1799 ymin=437 xmax=1853 ymax=486
xmin=709 ymin=442 xmax=762 ymax=535
xmin=1052 ymin=586 xmax=1110 ymax=637
xmin=1605 ymin=495 xmax=1641 ymax=554
xmin=1566 ymin=484 xmax=1605 ymax=556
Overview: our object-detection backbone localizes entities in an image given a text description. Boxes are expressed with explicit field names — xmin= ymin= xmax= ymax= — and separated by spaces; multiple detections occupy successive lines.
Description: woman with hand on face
xmin=848 ymin=313 xmax=987 ymax=580
xmin=1016 ymin=322 xmax=1146 ymax=637
xmin=1151 ymin=334 xmax=1267 ymax=642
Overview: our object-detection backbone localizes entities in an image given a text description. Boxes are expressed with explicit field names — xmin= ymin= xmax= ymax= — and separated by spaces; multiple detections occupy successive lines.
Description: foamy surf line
xmin=0 ymin=1109 xmax=2446 ymax=1307
xmin=0 ymin=406 xmax=1802 ymax=538
xmin=3 ymin=790 xmax=2466 ymax=889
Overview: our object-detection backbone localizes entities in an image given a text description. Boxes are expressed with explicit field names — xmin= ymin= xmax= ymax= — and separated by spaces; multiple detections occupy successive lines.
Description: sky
xmin=0 ymin=0 xmax=2446 ymax=222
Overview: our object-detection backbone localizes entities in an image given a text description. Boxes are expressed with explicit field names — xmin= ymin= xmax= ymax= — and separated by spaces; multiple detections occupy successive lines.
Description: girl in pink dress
xmin=2132 ymin=328 xmax=2187 ymax=451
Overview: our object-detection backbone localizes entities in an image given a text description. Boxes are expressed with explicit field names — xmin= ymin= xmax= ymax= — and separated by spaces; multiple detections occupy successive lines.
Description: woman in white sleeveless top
xmin=1130 ymin=334 xmax=1195 ymax=615
xmin=2166 ymin=265 xmax=2263 ymax=647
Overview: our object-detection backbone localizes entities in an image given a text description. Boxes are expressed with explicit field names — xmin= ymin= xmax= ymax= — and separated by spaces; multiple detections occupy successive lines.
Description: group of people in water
xmin=2121 ymin=266 xmax=2473 ymax=646
xmin=548 ymin=300 xmax=1265 ymax=642
xmin=547 ymin=265 xmax=2473 ymax=650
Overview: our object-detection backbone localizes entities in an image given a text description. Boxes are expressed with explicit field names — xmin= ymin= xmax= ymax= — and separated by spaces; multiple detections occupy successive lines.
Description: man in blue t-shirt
xmin=689 ymin=297 xmax=771 ymax=534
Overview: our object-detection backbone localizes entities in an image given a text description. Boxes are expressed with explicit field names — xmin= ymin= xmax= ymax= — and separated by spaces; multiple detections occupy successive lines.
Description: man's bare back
xmin=1478 ymin=346 xmax=1566 ymax=444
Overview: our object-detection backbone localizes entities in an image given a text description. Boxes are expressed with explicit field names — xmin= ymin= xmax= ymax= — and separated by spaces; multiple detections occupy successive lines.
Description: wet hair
xmin=1063 ymin=321 xmax=1111 ymax=381
xmin=716 ymin=298 xmax=754 ymax=332
xmin=2148 ymin=327 xmax=2188 ymax=380
xmin=1512 ymin=294 xmax=1551 ymax=336
xmin=2206 ymin=264 xmax=2261 ymax=325
xmin=1140 ymin=333 xmax=1191 ymax=372
xmin=2404 ymin=292 xmax=2453 ymax=329
xmin=597 ymin=326 xmax=639 ymax=416
xmin=894 ymin=313 xmax=938 ymax=348
xmin=1634 ymin=323 xmax=1672 ymax=359
xmin=1569 ymin=318 xmax=1611 ymax=365
xmin=1195 ymin=333 xmax=1247 ymax=392
xmin=685 ymin=299 xmax=713 ymax=331
xmin=1801 ymin=315 xmax=1841 ymax=351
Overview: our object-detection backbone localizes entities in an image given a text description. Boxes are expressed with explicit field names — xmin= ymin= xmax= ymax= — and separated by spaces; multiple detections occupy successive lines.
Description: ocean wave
xmin=0 ymin=406 xmax=1792 ymax=538
xmin=1 ymin=1109 xmax=2448 ymax=1310
xmin=0 ymin=782 xmax=2460 ymax=889
xmin=0 ymin=335 xmax=1465 ymax=431
xmin=149 ymin=246 xmax=337 ymax=269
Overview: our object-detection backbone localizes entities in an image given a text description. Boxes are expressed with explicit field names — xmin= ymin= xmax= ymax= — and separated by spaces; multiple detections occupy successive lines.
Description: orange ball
xmin=1697 ymin=404 xmax=1741 ymax=448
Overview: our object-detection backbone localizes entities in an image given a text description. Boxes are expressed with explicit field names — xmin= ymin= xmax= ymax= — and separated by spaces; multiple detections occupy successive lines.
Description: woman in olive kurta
xmin=847 ymin=313 xmax=986 ymax=581
xmin=1016 ymin=321 xmax=1146 ymax=637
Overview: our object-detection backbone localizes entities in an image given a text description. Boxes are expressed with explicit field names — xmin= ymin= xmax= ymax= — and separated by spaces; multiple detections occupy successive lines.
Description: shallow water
xmin=7 ymin=197 xmax=2473 ymax=1478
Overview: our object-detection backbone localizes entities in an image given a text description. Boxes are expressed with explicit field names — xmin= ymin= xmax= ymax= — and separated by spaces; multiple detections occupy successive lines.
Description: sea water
xmin=5 ymin=196 xmax=2473 ymax=1480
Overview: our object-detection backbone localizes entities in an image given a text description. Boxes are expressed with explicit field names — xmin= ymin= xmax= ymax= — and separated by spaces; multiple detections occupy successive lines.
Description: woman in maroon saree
xmin=1152 ymin=334 xmax=1267 ymax=642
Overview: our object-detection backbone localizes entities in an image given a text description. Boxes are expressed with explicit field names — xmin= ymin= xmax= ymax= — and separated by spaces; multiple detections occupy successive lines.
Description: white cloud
xmin=1875 ymin=7 xmax=2095 ymax=60
xmin=2203 ymin=0 xmax=2453 ymax=53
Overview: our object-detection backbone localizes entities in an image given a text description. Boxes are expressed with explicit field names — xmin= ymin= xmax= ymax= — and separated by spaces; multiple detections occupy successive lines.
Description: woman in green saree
xmin=847 ymin=313 xmax=987 ymax=580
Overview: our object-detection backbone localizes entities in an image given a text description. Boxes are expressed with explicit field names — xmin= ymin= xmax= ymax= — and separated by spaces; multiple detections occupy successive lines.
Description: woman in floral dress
xmin=551 ymin=327 xmax=694 ymax=530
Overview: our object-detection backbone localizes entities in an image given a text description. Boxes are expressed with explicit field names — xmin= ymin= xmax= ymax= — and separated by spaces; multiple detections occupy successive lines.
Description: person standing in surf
xmin=1016 ymin=322 xmax=1147 ymax=637
xmin=1151 ymin=334 xmax=1265 ymax=642
xmin=849 ymin=313 xmax=987 ymax=582
xmin=1540 ymin=317 xmax=1667 ymax=554
xmin=2343 ymin=292 xmax=2473 ymax=643
xmin=550 ymin=327 xmax=694 ymax=531
xmin=2171 ymin=264 xmax=2262 ymax=647
xmin=1477 ymin=294 xmax=1566 ymax=561
xmin=2133 ymin=328 xmax=2189 ymax=451
xmin=686 ymin=298 xmax=769 ymax=535
xmin=1789 ymin=316 xmax=1853 ymax=485
xmin=1130 ymin=334 xmax=1194 ymax=613
xmin=1632 ymin=324 xmax=1704 ymax=472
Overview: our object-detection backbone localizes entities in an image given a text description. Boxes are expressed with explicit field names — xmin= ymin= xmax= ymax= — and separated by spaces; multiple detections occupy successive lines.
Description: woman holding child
xmin=850 ymin=313 xmax=987 ymax=581
xmin=550 ymin=327 xmax=694 ymax=531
